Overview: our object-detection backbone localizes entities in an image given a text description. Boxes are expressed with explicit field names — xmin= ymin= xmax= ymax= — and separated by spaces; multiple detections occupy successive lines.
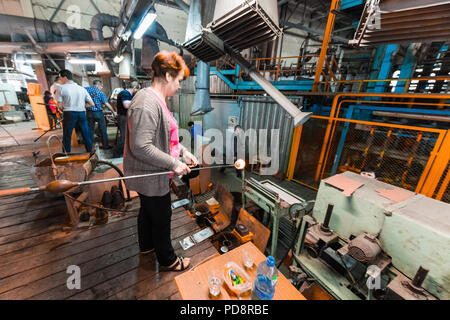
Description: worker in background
xmin=57 ymin=69 xmax=95 ymax=153
xmin=220 ymin=125 xmax=243 ymax=177
xmin=187 ymin=121 xmax=203 ymax=151
xmin=85 ymin=80 xmax=117 ymax=150
xmin=50 ymin=76 xmax=62 ymax=101
xmin=43 ymin=90 xmax=57 ymax=130
xmin=113 ymin=81 xmax=140 ymax=158
xmin=123 ymin=51 xmax=197 ymax=271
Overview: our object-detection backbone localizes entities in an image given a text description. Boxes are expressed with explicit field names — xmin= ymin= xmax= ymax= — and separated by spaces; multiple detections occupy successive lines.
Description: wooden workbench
xmin=174 ymin=241 xmax=306 ymax=300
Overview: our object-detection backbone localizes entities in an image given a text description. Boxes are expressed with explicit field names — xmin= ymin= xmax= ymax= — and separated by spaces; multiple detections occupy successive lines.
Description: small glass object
xmin=242 ymin=249 xmax=254 ymax=269
xmin=208 ymin=270 xmax=223 ymax=298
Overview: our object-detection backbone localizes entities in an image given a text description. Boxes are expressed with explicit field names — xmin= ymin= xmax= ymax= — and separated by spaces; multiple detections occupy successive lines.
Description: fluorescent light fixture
xmin=15 ymin=59 xmax=42 ymax=64
xmin=133 ymin=12 xmax=157 ymax=40
xmin=113 ymin=55 xmax=124 ymax=63
xmin=68 ymin=58 xmax=98 ymax=65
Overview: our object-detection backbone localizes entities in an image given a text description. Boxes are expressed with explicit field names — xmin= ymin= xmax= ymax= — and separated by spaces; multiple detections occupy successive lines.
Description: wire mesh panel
xmin=324 ymin=123 xmax=439 ymax=191
xmin=433 ymin=161 xmax=450 ymax=203
xmin=292 ymin=117 xmax=329 ymax=189
xmin=292 ymin=117 xmax=443 ymax=195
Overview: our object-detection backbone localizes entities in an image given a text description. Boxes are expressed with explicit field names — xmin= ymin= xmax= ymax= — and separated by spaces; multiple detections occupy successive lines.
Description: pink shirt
xmin=148 ymin=88 xmax=180 ymax=176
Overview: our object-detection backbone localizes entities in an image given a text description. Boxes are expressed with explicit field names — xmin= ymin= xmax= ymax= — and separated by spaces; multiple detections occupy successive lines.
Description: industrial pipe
xmin=186 ymin=0 xmax=213 ymax=116
xmin=191 ymin=60 xmax=213 ymax=115
xmin=0 ymin=41 xmax=112 ymax=54
xmin=90 ymin=13 xmax=120 ymax=41
xmin=229 ymin=48 xmax=311 ymax=127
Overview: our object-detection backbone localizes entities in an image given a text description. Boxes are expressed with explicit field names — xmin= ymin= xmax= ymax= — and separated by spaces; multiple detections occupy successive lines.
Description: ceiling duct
xmin=186 ymin=0 xmax=215 ymax=116
xmin=191 ymin=60 xmax=213 ymax=115
xmin=182 ymin=0 xmax=311 ymax=127
xmin=110 ymin=0 xmax=153 ymax=53
xmin=0 ymin=14 xmax=89 ymax=43
xmin=183 ymin=30 xmax=224 ymax=62
xmin=209 ymin=0 xmax=281 ymax=52
xmin=350 ymin=0 xmax=450 ymax=47
xmin=183 ymin=0 xmax=282 ymax=62
xmin=90 ymin=13 xmax=120 ymax=41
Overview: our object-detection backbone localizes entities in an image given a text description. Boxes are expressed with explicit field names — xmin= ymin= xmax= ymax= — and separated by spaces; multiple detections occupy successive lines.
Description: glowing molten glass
xmin=234 ymin=159 xmax=246 ymax=170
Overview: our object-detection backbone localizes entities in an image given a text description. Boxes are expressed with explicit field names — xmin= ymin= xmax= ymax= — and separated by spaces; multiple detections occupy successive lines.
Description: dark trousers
xmin=62 ymin=111 xmax=92 ymax=153
xmin=138 ymin=192 xmax=177 ymax=266
xmin=113 ymin=114 xmax=127 ymax=158
xmin=47 ymin=113 xmax=57 ymax=130
xmin=87 ymin=110 xmax=108 ymax=148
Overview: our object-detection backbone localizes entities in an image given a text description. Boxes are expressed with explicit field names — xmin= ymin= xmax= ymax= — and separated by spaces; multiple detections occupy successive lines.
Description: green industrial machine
xmin=243 ymin=177 xmax=308 ymax=257
xmin=294 ymin=171 xmax=449 ymax=300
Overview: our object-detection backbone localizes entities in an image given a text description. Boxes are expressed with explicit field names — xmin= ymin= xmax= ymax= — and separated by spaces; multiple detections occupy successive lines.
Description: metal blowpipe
xmin=0 ymin=160 xmax=246 ymax=197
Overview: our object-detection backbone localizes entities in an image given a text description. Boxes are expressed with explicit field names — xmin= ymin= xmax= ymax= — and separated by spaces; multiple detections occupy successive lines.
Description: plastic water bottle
xmin=251 ymin=256 xmax=278 ymax=300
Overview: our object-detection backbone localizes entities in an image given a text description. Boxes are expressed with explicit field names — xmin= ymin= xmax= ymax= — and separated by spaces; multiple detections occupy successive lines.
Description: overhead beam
xmin=49 ymin=0 xmax=67 ymax=21
xmin=173 ymin=0 xmax=189 ymax=14
xmin=155 ymin=0 xmax=187 ymax=11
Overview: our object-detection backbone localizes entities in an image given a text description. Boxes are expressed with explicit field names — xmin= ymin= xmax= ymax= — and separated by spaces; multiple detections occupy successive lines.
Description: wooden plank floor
xmin=0 ymin=121 xmax=218 ymax=300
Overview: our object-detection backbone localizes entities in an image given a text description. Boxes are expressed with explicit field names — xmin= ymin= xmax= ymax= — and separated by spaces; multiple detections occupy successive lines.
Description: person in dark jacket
xmin=220 ymin=125 xmax=243 ymax=177
xmin=113 ymin=81 xmax=140 ymax=158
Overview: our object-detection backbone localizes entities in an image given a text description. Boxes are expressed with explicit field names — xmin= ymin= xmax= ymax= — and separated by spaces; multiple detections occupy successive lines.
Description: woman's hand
xmin=182 ymin=150 xmax=198 ymax=167
xmin=173 ymin=162 xmax=191 ymax=176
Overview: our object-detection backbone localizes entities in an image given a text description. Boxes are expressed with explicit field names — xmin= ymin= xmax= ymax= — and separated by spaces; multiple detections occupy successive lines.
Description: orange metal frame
xmin=287 ymin=92 xmax=449 ymax=199
xmin=318 ymin=98 xmax=450 ymax=181
xmin=315 ymin=93 xmax=450 ymax=179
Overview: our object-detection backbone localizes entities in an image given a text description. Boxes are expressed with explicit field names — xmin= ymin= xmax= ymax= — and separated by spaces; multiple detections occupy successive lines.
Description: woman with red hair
xmin=123 ymin=51 xmax=197 ymax=271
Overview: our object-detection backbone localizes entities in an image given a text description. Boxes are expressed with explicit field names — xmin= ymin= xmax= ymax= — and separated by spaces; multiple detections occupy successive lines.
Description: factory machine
xmin=243 ymin=177 xmax=309 ymax=257
xmin=293 ymin=171 xmax=449 ymax=300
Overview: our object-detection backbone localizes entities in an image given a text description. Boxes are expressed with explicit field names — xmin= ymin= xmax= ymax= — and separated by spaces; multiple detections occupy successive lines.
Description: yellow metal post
xmin=419 ymin=130 xmax=450 ymax=197
xmin=312 ymin=0 xmax=340 ymax=92
xmin=286 ymin=0 xmax=340 ymax=183
xmin=436 ymin=162 xmax=450 ymax=200
xmin=287 ymin=124 xmax=303 ymax=180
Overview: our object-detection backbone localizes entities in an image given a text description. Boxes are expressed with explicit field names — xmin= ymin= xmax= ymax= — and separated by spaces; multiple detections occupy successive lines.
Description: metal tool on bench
xmin=0 ymin=161 xmax=244 ymax=197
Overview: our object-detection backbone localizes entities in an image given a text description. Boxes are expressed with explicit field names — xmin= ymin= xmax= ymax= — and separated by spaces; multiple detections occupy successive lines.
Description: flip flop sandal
xmin=160 ymin=256 xmax=190 ymax=271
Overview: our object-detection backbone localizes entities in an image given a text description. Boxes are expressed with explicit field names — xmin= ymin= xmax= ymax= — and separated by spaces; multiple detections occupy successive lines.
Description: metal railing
xmin=213 ymin=55 xmax=320 ymax=81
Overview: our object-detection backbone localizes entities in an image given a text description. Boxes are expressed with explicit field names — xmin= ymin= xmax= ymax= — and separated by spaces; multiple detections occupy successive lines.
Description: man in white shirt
xmin=57 ymin=69 xmax=95 ymax=153
xmin=50 ymin=76 xmax=62 ymax=102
